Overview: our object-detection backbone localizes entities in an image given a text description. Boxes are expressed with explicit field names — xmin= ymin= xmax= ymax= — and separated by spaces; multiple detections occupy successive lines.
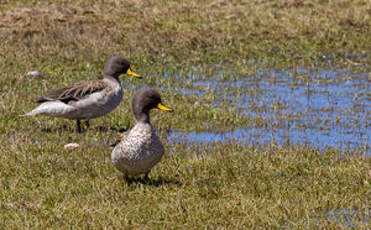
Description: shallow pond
xmin=166 ymin=66 xmax=370 ymax=156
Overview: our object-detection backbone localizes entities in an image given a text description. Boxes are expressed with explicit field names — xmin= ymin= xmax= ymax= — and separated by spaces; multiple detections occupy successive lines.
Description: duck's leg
xmin=76 ymin=120 xmax=82 ymax=133
xmin=144 ymin=172 xmax=150 ymax=181
xmin=124 ymin=174 xmax=131 ymax=183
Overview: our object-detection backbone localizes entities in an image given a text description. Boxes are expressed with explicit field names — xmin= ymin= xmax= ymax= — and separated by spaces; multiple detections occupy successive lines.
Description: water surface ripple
xmin=167 ymin=67 xmax=370 ymax=155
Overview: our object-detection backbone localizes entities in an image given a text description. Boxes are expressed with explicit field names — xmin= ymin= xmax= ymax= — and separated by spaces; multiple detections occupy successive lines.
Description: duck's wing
xmin=110 ymin=132 xmax=129 ymax=147
xmin=36 ymin=80 xmax=108 ymax=104
xmin=110 ymin=123 xmax=132 ymax=147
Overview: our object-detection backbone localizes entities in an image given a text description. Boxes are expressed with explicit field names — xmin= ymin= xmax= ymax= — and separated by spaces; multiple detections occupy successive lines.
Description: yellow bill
xmin=157 ymin=103 xmax=174 ymax=112
xmin=126 ymin=68 xmax=141 ymax=78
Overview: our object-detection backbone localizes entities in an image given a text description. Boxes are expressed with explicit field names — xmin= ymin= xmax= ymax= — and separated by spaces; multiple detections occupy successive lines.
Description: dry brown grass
xmin=0 ymin=0 xmax=370 ymax=68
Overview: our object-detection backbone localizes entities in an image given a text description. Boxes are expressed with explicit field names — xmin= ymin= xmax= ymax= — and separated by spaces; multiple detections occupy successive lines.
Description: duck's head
xmin=103 ymin=56 xmax=141 ymax=79
xmin=132 ymin=88 xmax=173 ymax=123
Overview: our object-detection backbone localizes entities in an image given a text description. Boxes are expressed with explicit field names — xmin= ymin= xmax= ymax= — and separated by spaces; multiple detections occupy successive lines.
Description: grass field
xmin=0 ymin=0 xmax=370 ymax=228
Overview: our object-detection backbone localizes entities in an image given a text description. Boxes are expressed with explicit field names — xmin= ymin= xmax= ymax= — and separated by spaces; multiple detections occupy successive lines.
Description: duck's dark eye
xmin=148 ymin=95 xmax=156 ymax=100
xmin=148 ymin=96 xmax=160 ymax=103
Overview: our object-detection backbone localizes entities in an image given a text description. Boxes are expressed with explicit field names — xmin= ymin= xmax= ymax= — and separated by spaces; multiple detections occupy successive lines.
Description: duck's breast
xmin=112 ymin=123 xmax=164 ymax=176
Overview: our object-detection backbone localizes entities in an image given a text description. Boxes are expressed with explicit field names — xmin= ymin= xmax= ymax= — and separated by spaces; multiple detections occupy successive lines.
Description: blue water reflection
xmin=166 ymin=67 xmax=370 ymax=155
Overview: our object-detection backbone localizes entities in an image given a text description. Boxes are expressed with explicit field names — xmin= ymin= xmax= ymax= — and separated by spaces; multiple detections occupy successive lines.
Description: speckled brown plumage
xmin=111 ymin=88 xmax=173 ymax=180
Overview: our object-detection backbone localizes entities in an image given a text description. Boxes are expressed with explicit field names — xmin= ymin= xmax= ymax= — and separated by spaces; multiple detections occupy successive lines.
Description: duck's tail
xmin=20 ymin=106 xmax=44 ymax=117
xmin=20 ymin=101 xmax=74 ymax=117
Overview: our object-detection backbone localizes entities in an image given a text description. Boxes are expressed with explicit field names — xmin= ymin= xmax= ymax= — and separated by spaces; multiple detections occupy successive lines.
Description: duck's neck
xmin=103 ymin=74 xmax=121 ymax=84
xmin=135 ymin=110 xmax=151 ymax=125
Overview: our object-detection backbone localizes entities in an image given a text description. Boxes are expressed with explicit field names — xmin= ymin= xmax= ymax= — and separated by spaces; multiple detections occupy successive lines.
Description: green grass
xmin=0 ymin=0 xmax=370 ymax=228
xmin=1 ymin=141 xmax=369 ymax=228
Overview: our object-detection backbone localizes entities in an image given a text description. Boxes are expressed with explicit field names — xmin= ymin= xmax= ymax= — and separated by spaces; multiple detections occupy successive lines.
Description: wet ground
xmin=165 ymin=65 xmax=370 ymax=156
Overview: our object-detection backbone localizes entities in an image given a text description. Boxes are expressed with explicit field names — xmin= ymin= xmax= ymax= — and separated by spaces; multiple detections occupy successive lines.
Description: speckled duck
xmin=23 ymin=56 xmax=140 ymax=132
xmin=111 ymin=88 xmax=173 ymax=181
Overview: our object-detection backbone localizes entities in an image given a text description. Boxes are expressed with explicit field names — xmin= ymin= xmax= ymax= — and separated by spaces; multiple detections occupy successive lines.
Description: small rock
xmin=26 ymin=71 xmax=41 ymax=77
xmin=64 ymin=143 xmax=80 ymax=149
